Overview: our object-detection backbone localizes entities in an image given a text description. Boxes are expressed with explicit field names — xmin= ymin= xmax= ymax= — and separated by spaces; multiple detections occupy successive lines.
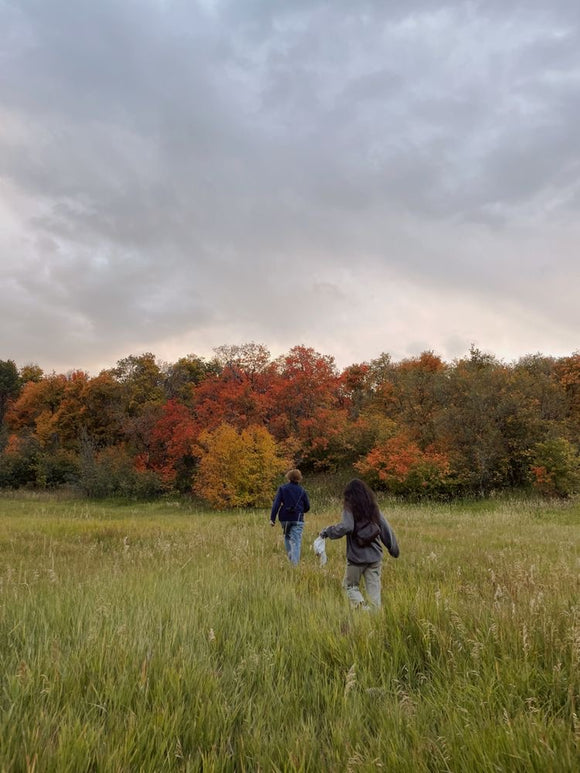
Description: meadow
xmin=0 ymin=491 xmax=578 ymax=772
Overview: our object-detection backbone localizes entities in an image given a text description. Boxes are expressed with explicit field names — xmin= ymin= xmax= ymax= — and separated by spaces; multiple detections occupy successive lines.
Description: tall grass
xmin=0 ymin=493 xmax=578 ymax=771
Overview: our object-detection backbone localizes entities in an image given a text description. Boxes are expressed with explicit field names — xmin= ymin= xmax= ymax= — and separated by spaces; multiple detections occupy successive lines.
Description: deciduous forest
xmin=1 ymin=343 xmax=579 ymax=505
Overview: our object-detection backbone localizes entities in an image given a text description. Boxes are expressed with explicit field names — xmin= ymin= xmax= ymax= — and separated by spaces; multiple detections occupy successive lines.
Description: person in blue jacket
xmin=270 ymin=469 xmax=311 ymax=565
xmin=319 ymin=478 xmax=399 ymax=609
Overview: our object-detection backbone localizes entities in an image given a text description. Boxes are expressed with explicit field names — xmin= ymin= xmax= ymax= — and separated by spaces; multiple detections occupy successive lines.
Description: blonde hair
xmin=285 ymin=469 xmax=303 ymax=483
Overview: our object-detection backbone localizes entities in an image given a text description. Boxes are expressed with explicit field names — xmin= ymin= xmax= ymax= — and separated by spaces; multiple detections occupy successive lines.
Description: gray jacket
xmin=320 ymin=509 xmax=399 ymax=564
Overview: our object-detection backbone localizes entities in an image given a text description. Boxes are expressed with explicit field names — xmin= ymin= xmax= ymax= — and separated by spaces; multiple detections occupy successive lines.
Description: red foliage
xmin=144 ymin=399 xmax=198 ymax=484
xmin=191 ymin=368 xmax=273 ymax=433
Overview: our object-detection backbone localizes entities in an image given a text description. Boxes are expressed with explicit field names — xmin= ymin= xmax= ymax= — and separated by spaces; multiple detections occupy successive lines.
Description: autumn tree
xmin=49 ymin=371 xmax=91 ymax=450
xmin=4 ymin=373 xmax=68 ymax=449
xmin=191 ymin=345 xmax=274 ymax=433
xmin=388 ymin=351 xmax=447 ymax=449
xmin=345 ymin=353 xmax=400 ymax=455
xmin=141 ymin=399 xmax=198 ymax=490
xmin=356 ymin=431 xmax=451 ymax=497
xmin=555 ymin=352 xmax=580 ymax=437
xmin=194 ymin=423 xmax=286 ymax=508
xmin=2 ymin=342 xmax=579 ymax=501
xmin=266 ymin=346 xmax=345 ymax=469
xmin=80 ymin=372 xmax=125 ymax=448
xmin=341 ymin=354 xmax=447 ymax=468
xmin=2 ymin=371 xmax=87 ymax=486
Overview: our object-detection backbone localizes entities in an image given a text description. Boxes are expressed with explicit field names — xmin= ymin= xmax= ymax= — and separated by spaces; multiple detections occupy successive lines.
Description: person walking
xmin=319 ymin=478 xmax=399 ymax=609
xmin=270 ymin=469 xmax=310 ymax=565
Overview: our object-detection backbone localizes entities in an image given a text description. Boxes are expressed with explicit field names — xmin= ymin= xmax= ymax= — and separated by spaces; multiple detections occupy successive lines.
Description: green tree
xmin=437 ymin=348 xmax=510 ymax=495
xmin=19 ymin=363 xmax=44 ymax=384
xmin=530 ymin=437 xmax=580 ymax=497
xmin=110 ymin=353 xmax=164 ymax=417
xmin=388 ymin=351 xmax=447 ymax=449
xmin=0 ymin=359 xmax=20 ymax=428
xmin=163 ymin=354 xmax=219 ymax=404
xmin=78 ymin=434 xmax=162 ymax=499
xmin=0 ymin=431 xmax=40 ymax=488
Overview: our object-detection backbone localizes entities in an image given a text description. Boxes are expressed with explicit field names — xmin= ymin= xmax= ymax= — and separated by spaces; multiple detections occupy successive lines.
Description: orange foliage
xmin=356 ymin=432 xmax=451 ymax=495
xmin=555 ymin=352 xmax=580 ymax=426
xmin=5 ymin=374 xmax=67 ymax=431
xmin=4 ymin=433 xmax=23 ymax=455
xmin=397 ymin=351 xmax=445 ymax=374
xmin=530 ymin=465 xmax=551 ymax=491
xmin=3 ymin=343 xmax=580 ymax=500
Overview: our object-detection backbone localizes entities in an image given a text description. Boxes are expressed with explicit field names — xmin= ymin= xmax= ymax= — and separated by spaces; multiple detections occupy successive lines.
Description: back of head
xmin=286 ymin=469 xmax=303 ymax=484
xmin=343 ymin=478 xmax=380 ymax=523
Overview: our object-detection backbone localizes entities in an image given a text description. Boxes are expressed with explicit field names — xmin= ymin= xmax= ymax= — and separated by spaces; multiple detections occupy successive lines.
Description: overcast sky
xmin=1 ymin=0 xmax=579 ymax=374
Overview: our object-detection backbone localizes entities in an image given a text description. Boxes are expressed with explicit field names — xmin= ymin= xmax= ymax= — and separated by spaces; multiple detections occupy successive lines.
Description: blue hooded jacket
xmin=270 ymin=481 xmax=310 ymax=524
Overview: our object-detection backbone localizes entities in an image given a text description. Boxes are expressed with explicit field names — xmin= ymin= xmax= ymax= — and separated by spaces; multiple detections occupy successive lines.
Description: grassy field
xmin=0 ymin=491 xmax=578 ymax=772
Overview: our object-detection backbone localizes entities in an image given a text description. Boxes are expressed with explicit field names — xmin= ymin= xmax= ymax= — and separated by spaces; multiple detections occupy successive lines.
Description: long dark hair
xmin=343 ymin=479 xmax=380 ymax=524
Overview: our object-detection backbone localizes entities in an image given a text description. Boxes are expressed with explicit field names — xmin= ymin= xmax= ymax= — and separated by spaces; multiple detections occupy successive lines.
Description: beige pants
xmin=344 ymin=560 xmax=382 ymax=608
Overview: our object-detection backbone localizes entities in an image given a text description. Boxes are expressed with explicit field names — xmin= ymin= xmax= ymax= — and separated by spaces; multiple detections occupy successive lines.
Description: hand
xmin=319 ymin=530 xmax=327 ymax=538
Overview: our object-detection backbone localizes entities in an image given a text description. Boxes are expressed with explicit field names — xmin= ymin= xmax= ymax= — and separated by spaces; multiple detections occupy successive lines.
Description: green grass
xmin=0 ymin=492 xmax=579 ymax=771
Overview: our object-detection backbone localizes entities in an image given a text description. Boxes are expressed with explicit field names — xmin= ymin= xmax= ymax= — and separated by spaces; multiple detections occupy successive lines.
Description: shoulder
xmin=342 ymin=508 xmax=354 ymax=525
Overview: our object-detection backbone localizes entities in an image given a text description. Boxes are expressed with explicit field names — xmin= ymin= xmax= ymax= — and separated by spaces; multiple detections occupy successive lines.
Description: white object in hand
xmin=313 ymin=536 xmax=327 ymax=566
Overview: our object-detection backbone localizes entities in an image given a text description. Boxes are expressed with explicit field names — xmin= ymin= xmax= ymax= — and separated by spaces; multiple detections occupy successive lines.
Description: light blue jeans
xmin=282 ymin=521 xmax=304 ymax=565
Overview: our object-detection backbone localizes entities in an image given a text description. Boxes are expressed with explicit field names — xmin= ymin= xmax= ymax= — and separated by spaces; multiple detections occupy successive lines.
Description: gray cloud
xmin=1 ymin=0 xmax=579 ymax=373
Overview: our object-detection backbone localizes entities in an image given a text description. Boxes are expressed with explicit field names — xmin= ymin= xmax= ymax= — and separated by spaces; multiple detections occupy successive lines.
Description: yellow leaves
xmin=194 ymin=423 xmax=287 ymax=508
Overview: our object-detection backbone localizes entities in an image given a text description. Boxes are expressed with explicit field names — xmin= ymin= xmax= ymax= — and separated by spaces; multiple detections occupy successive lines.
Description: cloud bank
xmin=1 ymin=0 xmax=579 ymax=372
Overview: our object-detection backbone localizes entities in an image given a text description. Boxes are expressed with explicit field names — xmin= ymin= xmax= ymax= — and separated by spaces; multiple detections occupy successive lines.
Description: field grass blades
xmin=0 ymin=494 xmax=578 ymax=771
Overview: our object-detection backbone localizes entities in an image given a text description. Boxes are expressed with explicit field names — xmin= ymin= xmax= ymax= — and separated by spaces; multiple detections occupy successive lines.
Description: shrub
xmin=530 ymin=437 xmax=580 ymax=497
xmin=79 ymin=445 xmax=164 ymax=499
xmin=0 ymin=432 xmax=40 ymax=488
xmin=194 ymin=423 xmax=287 ymax=508
xmin=355 ymin=432 xmax=452 ymax=498
xmin=36 ymin=450 xmax=80 ymax=488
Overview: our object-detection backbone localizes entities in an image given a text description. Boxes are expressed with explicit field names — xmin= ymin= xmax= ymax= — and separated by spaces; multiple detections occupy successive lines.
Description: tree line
xmin=0 ymin=343 xmax=579 ymax=505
